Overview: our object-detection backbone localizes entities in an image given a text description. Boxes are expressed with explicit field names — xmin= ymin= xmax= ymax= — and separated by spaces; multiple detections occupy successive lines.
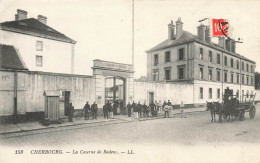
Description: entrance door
xmin=149 ymin=92 xmax=154 ymax=104
xmin=47 ymin=96 xmax=59 ymax=121
xmin=64 ymin=91 xmax=70 ymax=116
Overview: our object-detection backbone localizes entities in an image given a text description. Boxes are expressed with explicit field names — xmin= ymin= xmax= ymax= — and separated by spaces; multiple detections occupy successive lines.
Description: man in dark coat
xmin=91 ymin=102 xmax=98 ymax=119
xmin=119 ymin=100 xmax=123 ymax=115
xmin=103 ymin=102 xmax=109 ymax=119
xmin=69 ymin=102 xmax=74 ymax=122
xmin=132 ymin=101 xmax=138 ymax=118
xmin=137 ymin=101 xmax=142 ymax=118
xmin=149 ymin=101 xmax=156 ymax=117
xmin=127 ymin=102 xmax=132 ymax=117
xmin=83 ymin=101 xmax=90 ymax=120
xmin=142 ymin=102 xmax=148 ymax=118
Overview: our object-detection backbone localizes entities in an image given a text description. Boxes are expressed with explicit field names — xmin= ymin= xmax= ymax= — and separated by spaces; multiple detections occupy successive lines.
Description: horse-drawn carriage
xmin=207 ymin=87 xmax=256 ymax=123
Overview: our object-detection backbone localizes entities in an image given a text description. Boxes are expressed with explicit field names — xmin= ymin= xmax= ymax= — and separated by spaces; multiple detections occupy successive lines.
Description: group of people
xmin=102 ymin=100 xmax=123 ymax=119
xmin=68 ymin=101 xmax=98 ymax=122
xmin=68 ymin=99 xmax=175 ymax=122
xmin=126 ymin=100 xmax=173 ymax=118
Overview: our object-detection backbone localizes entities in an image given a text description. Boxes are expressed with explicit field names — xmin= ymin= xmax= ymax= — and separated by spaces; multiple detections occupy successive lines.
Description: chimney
xmin=15 ymin=9 xmax=28 ymax=21
xmin=175 ymin=17 xmax=183 ymax=39
xmin=205 ymin=26 xmax=211 ymax=43
xmin=168 ymin=20 xmax=175 ymax=40
xmin=197 ymin=24 xmax=206 ymax=42
xmin=38 ymin=15 xmax=47 ymax=25
xmin=231 ymin=39 xmax=236 ymax=53
xmin=218 ymin=36 xmax=226 ymax=49
xmin=225 ymin=39 xmax=231 ymax=51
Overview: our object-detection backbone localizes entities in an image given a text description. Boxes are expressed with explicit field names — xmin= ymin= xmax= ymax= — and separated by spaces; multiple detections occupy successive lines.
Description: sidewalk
xmin=0 ymin=107 xmax=206 ymax=136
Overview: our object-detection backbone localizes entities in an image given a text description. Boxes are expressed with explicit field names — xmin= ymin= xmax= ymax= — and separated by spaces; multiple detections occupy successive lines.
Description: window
xmin=165 ymin=69 xmax=171 ymax=80
xmin=231 ymin=73 xmax=234 ymax=83
xmin=237 ymin=60 xmax=239 ymax=69
xmin=208 ymin=51 xmax=212 ymax=62
xmin=231 ymin=58 xmax=233 ymax=68
xmin=153 ymin=70 xmax=159 ymax=81
xmin=200 ymin=87 xmax=203 ymax=99
xmin=224 ymin=71 xmax=227 ymax=82
xmin=178 ymin=67 xmax=185 ymax=79
xmin=208 ymin=69 xmax=212 ymax=80
xmin=165 ymin=51 xmax=171 ymax=62
xmin=242 ymin=90 xmax=244 ymax=97
xmin=209 ymin=88 xmax=212 ymax=99
xmin=154 ymin=54 xmax=158 ymax=66
xmin=217 ymin=54 xmax=221 ymax=64
xmin=199 ymin=48 xmax=203 ymax=60
xmin=36 ymin=41 xmax=43 ymax=51
xmin=36 ymin=55 xmax=43 ymax=67
xmin=179 ymin=48 xmax=184 ymax=60
xmin=217 ymin=70 xmax=221 ymax=81
xmin=242 ymin=75 xmax=244 ymax=84
xmin=246 ymin=64 xmax=249 ymax=72
xmin=251 ymin=65 xmax=254 ymax=73
xmin=200 ymin=67 xmax=203 ymax=79
xmin=246 ymin=90 xmax=249 ymax=98
xmin=237 ymin=74 xmax=239 ymax=84
xmin=251 ymin=77 xmax=253 ymax=85
xmin=224 ymin=56 xmax=227 ymax=66
xmin=236 ymin=90 xmax=239 ymax=98
xmin=242 ymin=62 xmax=244 ymax=70
xmin=247 ymin=76 xmax=249 ymax=85
xmin=217 ymin=88 xmax=220 ymax=99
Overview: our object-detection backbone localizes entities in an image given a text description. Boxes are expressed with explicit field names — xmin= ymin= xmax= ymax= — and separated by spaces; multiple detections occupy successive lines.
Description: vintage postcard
xmin=0 ymin=0 xmax=260 ymax=162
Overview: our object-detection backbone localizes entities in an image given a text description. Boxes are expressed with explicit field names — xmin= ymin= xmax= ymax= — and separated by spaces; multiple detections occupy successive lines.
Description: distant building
xmin=0 ymin=9 xmax=76 ymax=74
xmin=146 ymin=18 xmax=255 ymax=103
xmin=255 ymin=72 xmax=260 ymax=90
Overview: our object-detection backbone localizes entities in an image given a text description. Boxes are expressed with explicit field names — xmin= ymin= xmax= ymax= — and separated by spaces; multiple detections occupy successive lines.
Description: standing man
xmin=103 ymin=102 xmax=109 ymax=119
xmin=157 ymin=100 xmax=162 ymax=114
xmin=142 ymin=102 xmax=148 ymax=118
xmin=91 ymin=102 xmax=98 ymax=119
xmin=83 ymin=101 xmax=90 ymax=120
xmin=132 ymin=101 xmax=138 ymax=119
xmin=119 ymin=100 xmax=123 ymax=115
xmin=149 ymin=101 xmax=156 ymax=117
xmin=69 ymin=102 xmax=74 ymax=122
xmin=127 ymin=102 xmax=132 ymax=117
xmin=137 ymin=101 xmax=142 ymax=118
xmin=109 ymin=102 xmax=114 ymax=119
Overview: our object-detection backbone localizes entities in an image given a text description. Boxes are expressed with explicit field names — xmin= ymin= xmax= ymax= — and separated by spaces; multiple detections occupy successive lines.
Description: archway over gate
xmin=92 ymin=59 xmax=134 ymax=112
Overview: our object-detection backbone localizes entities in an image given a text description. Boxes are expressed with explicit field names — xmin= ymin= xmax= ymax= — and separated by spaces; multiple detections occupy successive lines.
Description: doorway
xmin=64 ymin=91 xmax=70 ymax=116
xmin=149 ymin=92 xmax=154 ymax=104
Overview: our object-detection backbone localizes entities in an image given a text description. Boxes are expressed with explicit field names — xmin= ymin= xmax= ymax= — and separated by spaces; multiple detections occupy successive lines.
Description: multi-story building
xmin=146 ymin=18 xmax=255 ymax=105
xmin=0 ymin=9 xmax=76 ymax=74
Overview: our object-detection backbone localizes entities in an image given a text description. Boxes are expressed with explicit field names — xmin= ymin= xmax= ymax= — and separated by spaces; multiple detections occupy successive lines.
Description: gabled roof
xmin=146 ymin=31 xmax=196 ymax=53
xmin=146 ymin=31 xmax=255 ymax=64
xmin=0 ymin=18 xmax=76 ymax=44
xmin=0 ymin=44 xmax=28 ymax=70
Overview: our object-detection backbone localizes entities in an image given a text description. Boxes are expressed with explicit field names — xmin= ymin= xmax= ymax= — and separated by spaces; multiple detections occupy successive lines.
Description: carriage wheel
xmin=249 ymin=105 xmax=256 ymax=119
xmin=75 ymin=112 xmax=83 ymax=120
xmin=239 ymin=111 xmax=245 ymax=121
xmin=223 ymin=113 xmax=228 ymax=119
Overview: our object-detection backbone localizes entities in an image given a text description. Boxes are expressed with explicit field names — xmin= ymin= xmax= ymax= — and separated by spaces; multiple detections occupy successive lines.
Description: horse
xmin=206 ymin=101 xmax=217 ymax=122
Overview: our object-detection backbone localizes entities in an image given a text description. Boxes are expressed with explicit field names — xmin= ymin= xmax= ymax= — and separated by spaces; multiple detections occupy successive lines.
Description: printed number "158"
xmin=15 ymin=150 xmax=23 ymax=154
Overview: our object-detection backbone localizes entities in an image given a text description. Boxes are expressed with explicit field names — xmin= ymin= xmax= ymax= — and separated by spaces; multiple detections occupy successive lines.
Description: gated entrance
xmin=92 ymin=59 xmax=134 ymax=111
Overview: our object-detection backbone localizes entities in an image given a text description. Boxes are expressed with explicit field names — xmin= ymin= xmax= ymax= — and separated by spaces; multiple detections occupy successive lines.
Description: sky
xmin=0 ymin=0 xmax=260 ymax=78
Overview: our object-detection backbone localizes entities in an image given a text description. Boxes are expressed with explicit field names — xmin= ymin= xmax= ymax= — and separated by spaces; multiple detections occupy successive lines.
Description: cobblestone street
xmin=1 ymin=105 xmax=259 ymax=147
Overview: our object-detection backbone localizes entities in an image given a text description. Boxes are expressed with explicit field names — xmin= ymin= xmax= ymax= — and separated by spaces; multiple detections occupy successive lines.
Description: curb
xmin=0 ymin=110 xmax=207 ymax=136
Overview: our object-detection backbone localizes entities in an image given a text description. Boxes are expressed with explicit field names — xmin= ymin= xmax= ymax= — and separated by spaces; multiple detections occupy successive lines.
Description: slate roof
xmin=0 ymin=44 xmax=28 ymax=70
xmin=0 ymin=18 xmax=76 ymax=44
xmin=146 ymin=31 xmax=255 ymax=64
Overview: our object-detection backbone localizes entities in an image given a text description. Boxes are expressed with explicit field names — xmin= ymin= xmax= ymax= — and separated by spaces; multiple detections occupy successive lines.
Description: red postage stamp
xmin=211 ymin=19 xmax=229 ymax=37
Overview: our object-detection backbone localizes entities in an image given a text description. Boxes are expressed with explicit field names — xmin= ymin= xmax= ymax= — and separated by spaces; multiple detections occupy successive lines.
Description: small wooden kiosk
xmin=43 ymin=90 xmax=60 ymax=122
